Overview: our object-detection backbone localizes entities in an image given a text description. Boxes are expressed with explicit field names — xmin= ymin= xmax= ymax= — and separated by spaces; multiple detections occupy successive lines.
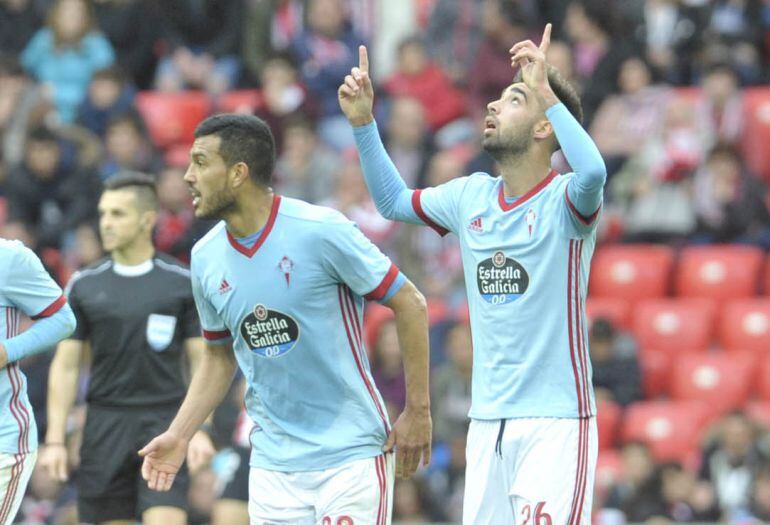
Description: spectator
xmin=692 ymin=143 xmax=770 ymax=248
xmin=274 ymin=116 xmax=340 ymax=204
xmin=99 ymin=111 xmax=162 ymax=181
xmin=76 ymin=66 xmax=136 ymax=138
xmin=696 ymin=62 xmax=743 ymax=148
xmin=370 ymin=317 xmax=406 ymax=419
xmin=92 ymin=0 xmax=160 ymax=89
xmin=20 ymin=0 xmax=115 ymax=123
xmin=660 ymin=462 xmax=720 ymax=522
xmin=705 ymin=0 xmax=763 ymax=83
xmin=590 ymin=56 xmax=670 ymax=176
xmin=254 ymin=54 xmax=316 ymax=153
xmin=290 ymin=0 xmax=363 ymax=150
xmin=467 ymin=0 xmax=531 ymax=121
xmin=5 ymin=127 xmax=101 ymax=249
xmin=604 ymin=442 xmax=667 ymax=522
xmin=425 ymin=0 xmax=485 ymax=85
xmin=0 ymin=0 xmax=42 ymax=56
xmin=431 ymin=319 xmax=472 ymax=444
xmin=383 ymin=36 xmax=467 ymax=133
xmin=242 ymin=0 xmax=306 ymax=84
xmin=155 ymin=0 xmax=242 ymax=95
xmin=610 ymin=97 xmax=700 ymax=242
xmin=384 ymin=96 xmax=432 ymax=187
xmin=699 ymin=411 xmax=767 ymax=517
xmin=589 ymin=317 xmax=642 ymax=406
xmin=564 ymin=0 xmax=636 ymax=125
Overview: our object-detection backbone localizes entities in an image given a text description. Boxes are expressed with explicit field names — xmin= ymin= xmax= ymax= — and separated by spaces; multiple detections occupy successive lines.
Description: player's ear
xmin=533 ymin=118 xmax=553 ymax=142
xmin=229 ymin=162 xmax=249 ymax=189
xmin=141 ymin=210 xmax=157 ymax=231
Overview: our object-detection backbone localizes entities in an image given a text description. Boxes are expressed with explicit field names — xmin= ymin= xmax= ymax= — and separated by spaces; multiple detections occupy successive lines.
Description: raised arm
xmin=510 ymin=24 xmax=606 ymax=218
xmin=338 ymin=45 xmax=422 ymax=225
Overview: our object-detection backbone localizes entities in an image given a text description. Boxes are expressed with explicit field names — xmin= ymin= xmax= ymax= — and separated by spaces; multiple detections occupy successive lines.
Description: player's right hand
xmin=138 ymin=430 xmax=188 ymax=492
xmin=39 ymin=443 xmax=69 ymax=482
xmin=383 ymin=406 xmax=432 ymax=478
xmin=338 ymin=45 xmax=375 ymax=127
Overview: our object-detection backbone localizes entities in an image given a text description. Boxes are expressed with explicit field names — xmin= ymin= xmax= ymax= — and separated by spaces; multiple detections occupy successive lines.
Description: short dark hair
xmin=514 ymin=65 xmax=584 ymax=152
xmin=194 ymin=114 xmax=276 ymax=186
xmin=103 ymin=171 xmax=159 ymax=212
xmin=27 ymin=127 xmax=59 ymax=145
xmin=106 ymin=110 xmax=145 ymax=134
xmin=92 ymin=66 xmax=127 ymax=84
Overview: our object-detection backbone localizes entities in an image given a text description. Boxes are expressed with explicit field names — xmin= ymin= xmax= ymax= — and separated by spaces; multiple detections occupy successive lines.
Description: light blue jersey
xmin=354 ymin=103 xmax=607 ymax=420
xmin=191 ymin=196 xmax=406 ymax=471
xmin=0 ymin=240 xmax=68 ymax=454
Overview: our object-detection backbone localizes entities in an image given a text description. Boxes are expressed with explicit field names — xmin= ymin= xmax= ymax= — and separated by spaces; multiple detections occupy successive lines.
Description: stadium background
xmin=1 ymin=0 xmax=770 ymax=523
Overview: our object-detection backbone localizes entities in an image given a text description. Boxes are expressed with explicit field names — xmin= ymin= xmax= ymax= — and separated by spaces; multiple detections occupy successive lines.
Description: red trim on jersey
xmin=338 ymin=286 xmax=389 ymax=434
xmin=375 ymin=455 xmax=385 ymax=525
xmin=567 ymin=418 xmax=585 ymax=525
xmin=411 ymin=190 xmax=450 ymax=237
xmin=31 ymin=295 xmax=66 ymax=320
xmin=364 ymin=264 xmax=400 ymax=302
xmin=575 ymin=241 xmax=592 ymax=417
xmin=202 ymin=328 xmax=231 ymax=341
xmin=10 ymin=365 xmax=30 ymax=453
xmin=226 ymin=195 xmax=282 ymax=257
xmin=0 ymin=453 xmax=24 ymax=524
xmin=566 ymin=241 xmax=584 ymax=418
xmin=498 ymin=170 xmax=558 ymax=212
xmin=564 ymin=187 xmax=601 ymax=226
xmin=5 ymin=309 xmax=29 ymax=455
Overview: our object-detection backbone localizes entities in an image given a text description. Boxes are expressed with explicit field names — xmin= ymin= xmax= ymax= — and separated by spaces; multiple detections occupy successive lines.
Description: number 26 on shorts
xmin=521 ymin=502 xmax=552 ymax=525
xmin=321 ymin=517 xmax=354 ymax=525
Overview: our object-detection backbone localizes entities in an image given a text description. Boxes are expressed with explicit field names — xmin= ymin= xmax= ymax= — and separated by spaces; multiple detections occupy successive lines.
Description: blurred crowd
xmin=2 ymin=0 xmax=770 ymax=523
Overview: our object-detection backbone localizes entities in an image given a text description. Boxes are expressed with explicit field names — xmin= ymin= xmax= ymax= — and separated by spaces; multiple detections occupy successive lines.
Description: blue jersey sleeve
xmin=4 ymin=244 xmax=66 ymax=319
xmin=190 ymin=262 xmax=232 ymax=345
xmin=321 ymin=219 xmax=406 ymax=302
xmin=413 ymin=176 xmax=471 ymax=236
xmin=547 ymin=103 xmax=607 ymax=237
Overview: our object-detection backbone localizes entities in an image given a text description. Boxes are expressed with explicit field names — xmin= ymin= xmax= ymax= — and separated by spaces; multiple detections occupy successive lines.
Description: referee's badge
xmin=146 ymin=313 xmax=177 ymax=351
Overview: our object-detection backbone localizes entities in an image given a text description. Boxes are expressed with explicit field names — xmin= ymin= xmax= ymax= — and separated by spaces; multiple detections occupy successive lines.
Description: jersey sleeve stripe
xmin=564 ymin=187 xmax=601 ymax=226
xmin=202 ymin=328 xmax=232 ymax=341
xmin=411 ymin=190 xmax=449 ymax=237
xmin=30 ymin=295 xmax=66 ymax=320
xmin=364 ymin=264 xmax=400 ymax=302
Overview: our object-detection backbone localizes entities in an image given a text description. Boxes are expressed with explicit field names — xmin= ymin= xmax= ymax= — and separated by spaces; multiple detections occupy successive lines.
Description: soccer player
xmin=339 ymin=25 xmax=606 ymax=524
xmin=39 ymin=173 xmax=212 ymax=525
xmin=138 ymin=114 xmax=431 ymax=525
xmin=0 ymin=240 xmax=76 ymax=525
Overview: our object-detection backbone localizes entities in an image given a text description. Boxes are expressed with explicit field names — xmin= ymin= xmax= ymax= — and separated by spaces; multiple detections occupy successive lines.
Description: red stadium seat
xmin=719 ymin=299 xmax=770 ymax=354
xmin=633 ymin=299 xmax=716 ymax=354
xmin=764 ymin=261 xmax=770 ymax=295
xmin=597 ymin=400 xmax=622 ymax=451
xmin=586 ymin=297 xmax=631 ymax=330
xmin=217 ymin=89 xmax=263 ymax=114
xmin=590 ymin=245 xmax=675 ymax=301
xmin=758 ymin=355 xmax=770 ymax=402
xmin=675 ymin=245 xmax=764 ymax=300
xmin=670 ymin=352 xmax=756 ymax=417
xmin=639 ymin=349 xmax=671 ymax=399
xmin=622 ymin=401 xmax=709 ymax=462
xmin=741 ymin=87 xmax=770 ymax=182
xmin=135 ymin=91 xmax=211 ymax=148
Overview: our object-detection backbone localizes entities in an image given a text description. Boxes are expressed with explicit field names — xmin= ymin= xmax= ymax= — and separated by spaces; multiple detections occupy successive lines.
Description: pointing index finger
xmin=539 ymin=23 xmax=552 ymax=53
xmin=359 ymin=45 xmax=369 ymax=74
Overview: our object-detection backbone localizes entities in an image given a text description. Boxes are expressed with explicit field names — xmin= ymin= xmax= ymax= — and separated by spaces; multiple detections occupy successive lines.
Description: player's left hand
xmin=509 ymin=23 xmax=552 ymax=94
xmin=0 ymin=343 xmax=7 ymax=369
xmin=138 ymin=430 xmax=189 ymax=492
xmin=383 ymin=407 xmax=432 ymax=478
xmin=186 ymin=430 xmax=215 ymax=474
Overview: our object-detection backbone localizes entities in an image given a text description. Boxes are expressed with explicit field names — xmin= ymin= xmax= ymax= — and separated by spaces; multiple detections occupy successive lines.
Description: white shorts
xmin=0 ymin=450 xmax=36 ymax=525
xmin=248 ymin=454 xmax=394 ymax=525
xmin=464 ymin=417 xmax=597 ymax=525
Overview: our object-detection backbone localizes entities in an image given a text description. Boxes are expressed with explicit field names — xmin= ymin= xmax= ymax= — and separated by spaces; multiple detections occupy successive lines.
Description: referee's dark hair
xmin=194 ymin=114 xmax=276 ymax=186
xmin=103 ymin=171 xmax=159 ymax=212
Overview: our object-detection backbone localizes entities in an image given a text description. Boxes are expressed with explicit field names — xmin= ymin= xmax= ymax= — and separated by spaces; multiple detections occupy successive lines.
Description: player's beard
xmin=483 ymin=126 xmax=533 ymax=164
xmin=197 ymin=187 xmax=237 ymax=220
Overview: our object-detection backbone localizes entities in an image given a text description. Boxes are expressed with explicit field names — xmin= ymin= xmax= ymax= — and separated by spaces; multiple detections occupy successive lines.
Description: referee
xmin=40 ymin=173 xmax=214 ymax=525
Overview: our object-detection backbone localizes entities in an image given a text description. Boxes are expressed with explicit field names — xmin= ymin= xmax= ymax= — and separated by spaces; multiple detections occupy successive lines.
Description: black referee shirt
xmin=66 ymin=253 xmax=200 ymax=408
